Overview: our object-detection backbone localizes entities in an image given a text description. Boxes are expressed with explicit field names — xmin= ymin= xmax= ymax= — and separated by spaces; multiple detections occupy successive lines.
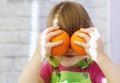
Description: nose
xmin=66 ymin=48 xmax=73 ymax=53
xmin=68 ymin=48 xmax=72 ymax=51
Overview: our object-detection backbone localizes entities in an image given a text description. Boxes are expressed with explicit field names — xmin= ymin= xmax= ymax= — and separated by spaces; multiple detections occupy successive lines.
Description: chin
xmin=56 ymin=55 xmax=86 ymax=67
xmin=60 ymin=59 xmax=80 ymax=67
xmin=63 ymin=63 xmax=77 ymax=67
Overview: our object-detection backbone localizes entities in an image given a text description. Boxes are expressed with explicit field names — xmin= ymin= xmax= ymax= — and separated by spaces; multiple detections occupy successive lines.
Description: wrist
xmin=96 ymin=51 xmax=108 ymax=64
xmin=32 ymin=50 xmax=45 ymax=64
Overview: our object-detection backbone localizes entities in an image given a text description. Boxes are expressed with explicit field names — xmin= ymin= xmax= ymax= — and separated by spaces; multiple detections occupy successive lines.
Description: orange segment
xmin=50 ymin=30 xmax=70 ymax=56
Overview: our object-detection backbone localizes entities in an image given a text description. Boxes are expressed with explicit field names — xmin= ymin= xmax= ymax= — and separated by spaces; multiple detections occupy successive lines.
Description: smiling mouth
xmin=64 ymin=55 xmax=76 ymax=58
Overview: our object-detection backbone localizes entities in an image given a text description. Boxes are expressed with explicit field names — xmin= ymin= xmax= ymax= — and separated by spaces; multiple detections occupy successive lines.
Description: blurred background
xmin=0 ymin=0 xmax=119 ymax=83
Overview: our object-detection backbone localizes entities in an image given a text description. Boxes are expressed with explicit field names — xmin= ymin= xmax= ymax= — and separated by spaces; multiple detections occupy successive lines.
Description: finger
xmin=88 ymin=47 xmax=97 ymax=60
xmin=80 ymin=27 xmax=94 ymax=33
xmin=89 ymin=39 xmax=97 ymax=49
xmin=75 ymin=32 xmax=90 ymax=42
xmin=80 ymin=27 xmax=94 ymax=32
xmin=46 ymin=26 xmax=59 ymax=33
xmin=73 ymin=40 xmax=88 ymax=48
xmin=50 ymin=40 xmax=63 ymax=48
xmin=89 ymin=28 xmax=100 ymax=38
xmin=47 ymin=30 xmax=62 ymax=42
xmin=94 ymin=28 xmax=100 ymax=39
xmin=41 ymin=26 xmax=60 ymax=41
xmin=89 ymin=30 xmax=100 ymax=46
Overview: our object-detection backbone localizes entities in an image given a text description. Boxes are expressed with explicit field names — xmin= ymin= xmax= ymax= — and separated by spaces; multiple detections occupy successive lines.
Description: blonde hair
xmin=47 ymin=1 xmax=93 ymax=37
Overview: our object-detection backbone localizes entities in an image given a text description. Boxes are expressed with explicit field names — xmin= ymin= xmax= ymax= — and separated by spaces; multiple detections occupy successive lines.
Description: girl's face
xmin=55 ymin=48 xmax=87 ymax=67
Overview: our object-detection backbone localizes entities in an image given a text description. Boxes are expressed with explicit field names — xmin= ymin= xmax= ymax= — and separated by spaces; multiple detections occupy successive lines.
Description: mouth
xmin=64 ymin=55 xmax=76 ymax=58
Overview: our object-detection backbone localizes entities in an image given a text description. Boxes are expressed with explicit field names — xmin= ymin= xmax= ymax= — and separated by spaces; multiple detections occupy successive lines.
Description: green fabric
xmin=77 ymin=58 xmax=93 ymax=69
xmin=48 ymin=56 xmax=93 ymax=69
xmin=50 ymin=71 xmax=92 ymax=83
xmin=48 ymin=56 xmax=59 ymax=68
xmin=48 ymin=57 xmax=93 ymax=83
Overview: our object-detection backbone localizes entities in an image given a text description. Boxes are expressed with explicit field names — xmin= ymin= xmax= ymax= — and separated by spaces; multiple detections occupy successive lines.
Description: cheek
xmin=77 ymin=56 xmax=87 ymax=60
xmin=55 ymin=56 xmax=62 ymax=61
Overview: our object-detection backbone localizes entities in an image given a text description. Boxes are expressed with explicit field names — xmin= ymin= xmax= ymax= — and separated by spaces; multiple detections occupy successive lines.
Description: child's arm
xmin=96 ymin=51 xmax=120 ymax=83
xmin=18 ymin=51 xmax=45 ymax=83
xmin=76 ymin=27 xmax=120 ymax=83
xmin=18 ymin=26 xmax=62 ymax=83
xmin=94 ymin=33 xmax=120 ymax=83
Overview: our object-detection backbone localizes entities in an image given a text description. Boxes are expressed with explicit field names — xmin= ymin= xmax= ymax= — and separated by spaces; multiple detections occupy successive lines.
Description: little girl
xmin=39 ymin=1 xmax=106 ymax=82
xmin=18 ymin=1 xmax=120 ymax=83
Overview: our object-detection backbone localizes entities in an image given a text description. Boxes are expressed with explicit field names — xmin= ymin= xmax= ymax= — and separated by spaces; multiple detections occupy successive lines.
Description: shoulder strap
xmin=77 ymin=58 xmax=93 ymax=69
xmin=47 ymin=56 xmax=59 ymax=68
xmin=48 ymin=56 xmax=93 ymax=69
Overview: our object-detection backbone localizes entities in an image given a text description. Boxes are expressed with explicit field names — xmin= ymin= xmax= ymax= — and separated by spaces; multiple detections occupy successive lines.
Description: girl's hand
xmin=35 ymin=26 xmax=63 ymax=60
xmin=74 ymin=27 xmax=104 ymax=61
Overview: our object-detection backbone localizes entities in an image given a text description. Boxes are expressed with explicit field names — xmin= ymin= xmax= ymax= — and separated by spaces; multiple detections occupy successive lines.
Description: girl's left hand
xmin=74 ymin=27 xmax=104 ymax=61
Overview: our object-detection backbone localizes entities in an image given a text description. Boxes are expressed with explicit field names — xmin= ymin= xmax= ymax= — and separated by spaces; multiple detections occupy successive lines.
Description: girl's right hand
xmin=35 ymin=26 xmax=63 ymax=60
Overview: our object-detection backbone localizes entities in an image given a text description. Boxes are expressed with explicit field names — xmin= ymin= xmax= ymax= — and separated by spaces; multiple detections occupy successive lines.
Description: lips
xmin=64 ymin=55 xmax=76 ymax=58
